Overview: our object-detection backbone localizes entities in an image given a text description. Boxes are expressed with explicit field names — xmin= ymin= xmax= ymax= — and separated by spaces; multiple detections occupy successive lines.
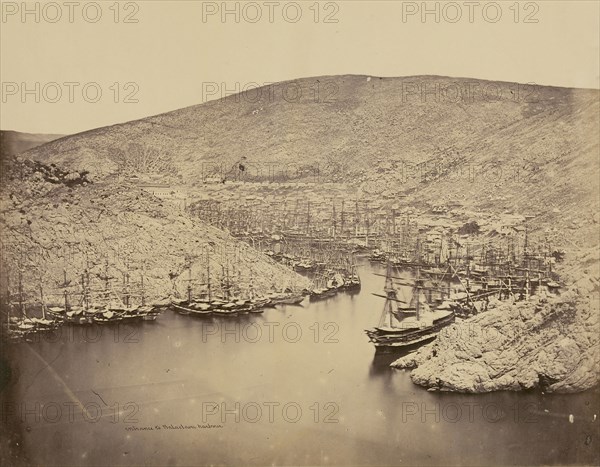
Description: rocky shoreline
xmin=391 ymin=277 xmax=599 ymax=393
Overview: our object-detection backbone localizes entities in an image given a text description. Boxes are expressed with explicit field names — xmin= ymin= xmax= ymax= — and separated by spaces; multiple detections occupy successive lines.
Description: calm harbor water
xmin=1 ymin=262 xmax=598 ymax=466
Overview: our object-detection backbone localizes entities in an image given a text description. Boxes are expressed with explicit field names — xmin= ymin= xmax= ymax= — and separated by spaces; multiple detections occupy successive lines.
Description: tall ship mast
xmin=365 ymin=262 xmax=455 ymax=353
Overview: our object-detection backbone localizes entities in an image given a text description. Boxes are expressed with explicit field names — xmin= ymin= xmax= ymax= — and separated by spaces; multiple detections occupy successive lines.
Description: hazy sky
xmin=1 ymin=0 xmax=599 ymax=134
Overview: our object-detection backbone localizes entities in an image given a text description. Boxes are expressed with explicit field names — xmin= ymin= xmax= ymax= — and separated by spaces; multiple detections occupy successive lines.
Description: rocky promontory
xmin=392 ymin=265 xmax=600 ymax=393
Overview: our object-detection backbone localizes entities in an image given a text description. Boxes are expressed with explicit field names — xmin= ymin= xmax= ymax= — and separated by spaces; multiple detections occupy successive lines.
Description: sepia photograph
xmin=0 ymin=1 xmax=599 ymax=466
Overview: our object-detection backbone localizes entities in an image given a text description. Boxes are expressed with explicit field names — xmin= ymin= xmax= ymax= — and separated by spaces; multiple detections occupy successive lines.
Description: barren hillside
xmin=20 ymin=75 xmax=598 ymax=261
xmin=0 ymin=158 xmax=310 ymax=303
xmin=20 ymin=75 xmax=598 ymax=219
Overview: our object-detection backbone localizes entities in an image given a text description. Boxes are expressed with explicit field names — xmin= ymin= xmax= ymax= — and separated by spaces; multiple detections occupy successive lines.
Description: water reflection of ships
xmin=365 ymin=262 xmax=455 ymax=353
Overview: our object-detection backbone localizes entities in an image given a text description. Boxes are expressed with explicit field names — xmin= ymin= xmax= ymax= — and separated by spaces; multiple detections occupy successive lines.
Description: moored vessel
xmin=366 ymin=262 xmax=455 ymax=353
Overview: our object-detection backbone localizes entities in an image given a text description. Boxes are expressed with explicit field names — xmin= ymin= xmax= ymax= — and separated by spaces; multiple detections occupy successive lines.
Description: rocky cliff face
xmin=392 ymin=250 xmax=600 ymax=393
xmin=0 ymin=158 xmax=310 ymax=305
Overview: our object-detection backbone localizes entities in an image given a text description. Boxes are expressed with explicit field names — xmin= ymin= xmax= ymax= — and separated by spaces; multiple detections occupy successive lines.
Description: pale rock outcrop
xmin=392 ymin=290 xmax=600 ymax=393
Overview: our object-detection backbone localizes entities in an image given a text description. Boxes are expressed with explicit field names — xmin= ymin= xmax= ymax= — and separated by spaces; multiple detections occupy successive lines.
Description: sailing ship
xmin=136 ymin=264 xmax=163 ymax=321
xmin=244 ymin=272 xmax=269 ymax=313
xmin=46 ymin=259 xmax=162 ymax=324
xmin=365 ymin=262 xmax=455 ymax=353
xmin=342 ymin=255 xmax=361 ymax=291
xmin=171 ymin=262 xmax=214 ymax=317
xmin=3 ymin=266 xmax=61 ymax=341
xmin=309 ymin=270 xmax=339 ymax=301
xmin=171 ymin=251 xmax=274 ymax=317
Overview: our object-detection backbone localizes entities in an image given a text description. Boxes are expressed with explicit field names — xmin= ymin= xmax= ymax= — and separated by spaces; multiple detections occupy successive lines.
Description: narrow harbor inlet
xmin=2 ymin=260 xmax=598 ymax=466
xmin=1 ymin=5 xmax=599 ymax=463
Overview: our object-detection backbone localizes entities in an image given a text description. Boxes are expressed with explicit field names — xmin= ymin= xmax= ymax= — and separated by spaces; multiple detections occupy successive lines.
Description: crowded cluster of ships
xmin=170 ymin=248 xmax=360 ymax=317
xmin=363 ymin=226 xmax=561 ymax=352
xmin=0 ymin=247 xmax=362 ymax=342
xmin=1 ymin=262 xmax=166 ymax=341
xmin=1 ymin=223 xmax=561 ymax=353
xmin=259 ymin=223 xmax=561 ymax=352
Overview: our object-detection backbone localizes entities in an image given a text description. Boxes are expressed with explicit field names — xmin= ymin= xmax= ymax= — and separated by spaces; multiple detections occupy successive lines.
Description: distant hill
xmin=20 ymin=75 xmax=599 ymax=243
xmin=0 ymin=130 xmax=65 ymax=158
